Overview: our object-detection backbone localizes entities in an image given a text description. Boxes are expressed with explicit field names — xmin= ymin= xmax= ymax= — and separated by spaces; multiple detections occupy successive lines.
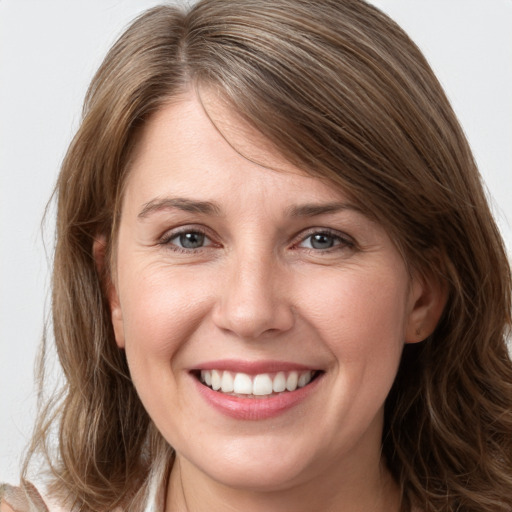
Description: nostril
xmin=211 ymin=298 xmax=295 ymax=340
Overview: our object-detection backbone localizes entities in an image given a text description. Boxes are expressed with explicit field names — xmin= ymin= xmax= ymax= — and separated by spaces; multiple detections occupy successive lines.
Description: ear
xmin=405 ymin=272 xmax=447 ymax=344
xmin=93 ymin=235 xmax=125 ymax=349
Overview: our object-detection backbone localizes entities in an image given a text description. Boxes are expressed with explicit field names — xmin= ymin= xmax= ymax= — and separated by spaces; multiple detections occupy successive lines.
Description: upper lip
xmin=191 ymin=359 xmax=320 ymax=375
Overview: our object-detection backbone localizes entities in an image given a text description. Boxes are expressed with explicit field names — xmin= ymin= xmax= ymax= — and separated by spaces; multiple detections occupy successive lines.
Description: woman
xmin=2 ymin=0 xmax=511 ymax=511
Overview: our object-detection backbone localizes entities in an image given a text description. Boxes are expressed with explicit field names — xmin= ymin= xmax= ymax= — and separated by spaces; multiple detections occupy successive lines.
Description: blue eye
xmin=166 ymin=230 xmax=210 ymax=250
xmin=298 ymin=231 xmax=352 ymax=251
xmin=308 ymin=233 xmax=337 ymax=249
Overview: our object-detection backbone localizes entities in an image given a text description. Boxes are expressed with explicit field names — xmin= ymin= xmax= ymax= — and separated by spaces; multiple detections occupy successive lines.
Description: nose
xmin=212 ymin=250 xmax=295 ymax=340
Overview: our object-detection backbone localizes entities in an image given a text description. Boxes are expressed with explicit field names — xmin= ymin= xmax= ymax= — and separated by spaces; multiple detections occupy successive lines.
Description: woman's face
xmin=107 ymin=91 xmax=434 ymax=493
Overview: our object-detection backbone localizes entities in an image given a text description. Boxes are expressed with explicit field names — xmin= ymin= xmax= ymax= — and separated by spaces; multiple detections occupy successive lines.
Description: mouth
xmin=193 ymin=369 xmax=322 ymax=398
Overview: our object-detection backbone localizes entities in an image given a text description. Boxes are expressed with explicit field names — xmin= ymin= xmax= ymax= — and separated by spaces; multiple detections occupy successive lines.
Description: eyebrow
xmin=286 ymin=202 xmax=362 ymax=217
xmin=138 ymin=197 xmax=222 ymax=218
xmin=138 ymin=197 xmax=361 ymax=220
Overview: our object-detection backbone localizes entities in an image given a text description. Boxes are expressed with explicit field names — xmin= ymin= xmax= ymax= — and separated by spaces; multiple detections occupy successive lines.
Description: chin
xmin=172 ymin=430 xmax=320 ymax=492
xmin=202 ymin=455 xmax=311 ymax=492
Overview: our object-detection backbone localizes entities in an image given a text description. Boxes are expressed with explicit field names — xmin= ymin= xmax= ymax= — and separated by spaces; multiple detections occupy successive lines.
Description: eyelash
xmin=159 ymin=226 xmax=214 ymax=253
xmin=158 ymin=226 xmax=355 ymax=254
xmin=293 ymin=228 xmax=355 ymax=253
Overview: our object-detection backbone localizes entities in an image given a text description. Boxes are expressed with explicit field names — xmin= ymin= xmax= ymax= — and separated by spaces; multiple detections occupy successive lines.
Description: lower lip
xmin=193 ymin=373 xmax=323 ymax=420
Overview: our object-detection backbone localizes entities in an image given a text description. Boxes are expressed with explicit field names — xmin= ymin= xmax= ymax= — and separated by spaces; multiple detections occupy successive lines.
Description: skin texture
xmin=101 ymin=90 xmax=444 ymax=512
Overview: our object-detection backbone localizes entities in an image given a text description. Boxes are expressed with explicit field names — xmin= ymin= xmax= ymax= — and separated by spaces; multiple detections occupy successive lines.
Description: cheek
xmin=118 ymin=264 xmax=212 ymax=368
xmin=117 ymin=265 xmax=216 ymax=424
xmin=301 ymin=266 xmax=408 ymax=341
xmin=298 ymin=266 xmax=408 ymax=396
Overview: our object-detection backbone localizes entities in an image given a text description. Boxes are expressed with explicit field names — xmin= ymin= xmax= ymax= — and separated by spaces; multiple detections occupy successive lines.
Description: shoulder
xmin=0 ymin=501 xmax=15 ymax=512
xmin=0 ymin=484 xmax=15 ymax=512
xmin=0 ymin=484 xmax=19 ymax=512
xmin=0 ymin=482 xmax=53 ymax=512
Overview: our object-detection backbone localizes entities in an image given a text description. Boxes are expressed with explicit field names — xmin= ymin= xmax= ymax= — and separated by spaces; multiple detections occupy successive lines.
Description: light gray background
xmin=1 ymin=0 xmax=511 ymax=483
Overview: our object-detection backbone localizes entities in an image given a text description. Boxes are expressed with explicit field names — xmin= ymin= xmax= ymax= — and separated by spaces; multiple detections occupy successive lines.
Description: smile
xmin=192 ymin=364 xmax=323 ymax=420
xmin=199 ymin=369 xmax=317 ymax=397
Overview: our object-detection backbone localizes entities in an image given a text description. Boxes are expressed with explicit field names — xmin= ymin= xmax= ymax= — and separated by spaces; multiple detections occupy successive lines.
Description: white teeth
xmin=221 ymin=371 xmax=234 ymax=393
xmin=211 ymin=369 xmax=221 ymax=391
xmin=233 ymin=372 xmax=252 ymax=394
xmin=298 ymin=371 xmax=312 ymax=388
xmin=253 ymin=374 xmax=273 ymax=395
xmin=201 ymin=370 xmax=212 ymax=386
xmin=199 ymin=369 xmax=317 ymax=396
xmin=273 ymin=372 xmax=286 ymax=393
xmin=286 ymin=371 xmax=298 ymax=391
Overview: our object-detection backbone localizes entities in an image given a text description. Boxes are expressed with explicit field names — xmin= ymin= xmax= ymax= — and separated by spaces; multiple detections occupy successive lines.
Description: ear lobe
xmin=93 ymin=236 xmax=125 ymax=349
xmin=405 ymin=273 xmax=447 ymax=344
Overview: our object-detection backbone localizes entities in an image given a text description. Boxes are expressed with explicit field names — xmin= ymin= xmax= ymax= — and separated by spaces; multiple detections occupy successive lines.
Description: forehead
xmin=123 ymin=91 xmax=355 ymax=213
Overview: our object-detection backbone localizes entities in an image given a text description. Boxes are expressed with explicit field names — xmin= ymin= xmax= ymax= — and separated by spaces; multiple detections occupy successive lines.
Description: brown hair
xmin=24 ymin=1 xmax=512 ymax=510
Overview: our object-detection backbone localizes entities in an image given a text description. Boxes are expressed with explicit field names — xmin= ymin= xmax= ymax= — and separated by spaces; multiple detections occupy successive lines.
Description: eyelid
xmin=158 ymin=224 xmax=217 ymax=249
xmin=156 ymin=224 xmax=355 ymax=254
xmin=292 ymin=227 xmax=356 ymax=251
